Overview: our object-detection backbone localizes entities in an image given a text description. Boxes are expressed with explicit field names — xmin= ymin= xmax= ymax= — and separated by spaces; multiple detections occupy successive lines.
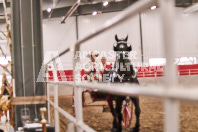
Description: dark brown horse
xmin=104 ymin=35 xmax=141 ymax=132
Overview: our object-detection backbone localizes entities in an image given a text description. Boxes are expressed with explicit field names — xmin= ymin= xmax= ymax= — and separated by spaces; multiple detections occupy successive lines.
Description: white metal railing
xmin=44 ymin=0 xmax=198 ymax=132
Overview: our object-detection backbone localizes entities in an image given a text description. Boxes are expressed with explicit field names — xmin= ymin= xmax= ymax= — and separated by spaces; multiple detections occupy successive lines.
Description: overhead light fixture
xmin=92 ymin=11 xmax=97 ymax=16
xmin=151 ymin=6 xmax=156 ymax=10
xmin=103 ymin=1 xmax=109 ymax=6
xmin=47 ymin=8 xmax=52 ymax=13
xmin=183 ymin=3 xmax=198 ymax=14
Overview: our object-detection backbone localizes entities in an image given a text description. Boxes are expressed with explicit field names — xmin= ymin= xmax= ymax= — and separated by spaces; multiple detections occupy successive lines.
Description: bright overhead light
xmin=92 ymin=11 xmax=97 ymax=16
xmin=103 ymin=1 xmax=109 ymax=6
xmin=151 ymin=6 xmax=156 ymax=10
xmin=183 ymin=3 xmax=198 ymax=14
xmin=47 ymin=8 xmax=52 ymax=12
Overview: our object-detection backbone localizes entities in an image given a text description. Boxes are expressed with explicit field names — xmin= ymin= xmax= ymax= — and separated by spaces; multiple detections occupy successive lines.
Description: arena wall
xmin=43 ymin=7 xmax=198 ymax=70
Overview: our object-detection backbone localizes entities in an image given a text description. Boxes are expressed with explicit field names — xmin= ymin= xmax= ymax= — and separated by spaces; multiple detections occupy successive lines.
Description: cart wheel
xmin=122 ymin=98 xmax=133 ymax=128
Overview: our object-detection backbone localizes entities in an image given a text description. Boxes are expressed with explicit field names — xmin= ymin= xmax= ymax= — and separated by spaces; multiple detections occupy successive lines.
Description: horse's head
xmin=114 ymin=34 xmax=131 ymax=52
xmin=113 ymin=34 xmax=132 ymax=64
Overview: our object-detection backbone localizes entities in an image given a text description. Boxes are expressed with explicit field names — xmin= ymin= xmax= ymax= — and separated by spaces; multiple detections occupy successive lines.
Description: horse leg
xmin=115 ymin=97 xmax=123 ymax=132
xmin=130 ymin=97 xmax=141 ymax=132
xmin=107 ymin=95 xmax=118 ymax=131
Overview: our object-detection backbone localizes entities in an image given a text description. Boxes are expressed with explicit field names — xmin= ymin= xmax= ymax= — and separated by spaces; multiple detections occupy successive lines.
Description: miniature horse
xmin=104 ymin=35 xmax=141 ymax=132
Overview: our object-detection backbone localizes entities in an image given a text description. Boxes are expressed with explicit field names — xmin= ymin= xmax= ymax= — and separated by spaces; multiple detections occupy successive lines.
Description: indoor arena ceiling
xmin=0 ymin=0 xmax=198 ymax=21
xmin=42 ymin=0 xmax=198 ymax=19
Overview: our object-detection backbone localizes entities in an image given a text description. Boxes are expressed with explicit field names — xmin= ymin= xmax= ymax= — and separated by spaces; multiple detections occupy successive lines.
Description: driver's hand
xmin=91 ymin=68 xmax=96 ymax=73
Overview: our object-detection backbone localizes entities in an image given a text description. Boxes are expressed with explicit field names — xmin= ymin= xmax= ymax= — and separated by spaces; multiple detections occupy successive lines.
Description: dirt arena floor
xmin=50 ymin=93 xmax=198 ymax=132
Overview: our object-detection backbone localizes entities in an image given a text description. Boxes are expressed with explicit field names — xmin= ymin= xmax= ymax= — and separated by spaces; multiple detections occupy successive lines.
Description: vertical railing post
xmin=47 ymin=83 xmax=51 ymax=123
xmin=67 ymin=122 xmax=76 ymax=132
xmin=73 ymin=44 xmax=83 ymax=132
xmin=45 ymin=66 xmax=51 ymax=123
xmin=158 ymin=0 xmax=180 ymax=132
xmin=52 ymin=59 xmax=60 ymax=132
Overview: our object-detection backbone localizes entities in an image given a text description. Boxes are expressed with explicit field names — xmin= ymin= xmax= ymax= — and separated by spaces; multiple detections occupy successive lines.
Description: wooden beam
xmin=11 ymin=96 xmax=47 ymax=105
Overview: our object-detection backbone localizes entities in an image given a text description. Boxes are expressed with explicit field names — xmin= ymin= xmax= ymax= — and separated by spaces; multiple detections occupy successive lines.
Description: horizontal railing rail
xmin=47 ymin=99 xmax=77 ymax=123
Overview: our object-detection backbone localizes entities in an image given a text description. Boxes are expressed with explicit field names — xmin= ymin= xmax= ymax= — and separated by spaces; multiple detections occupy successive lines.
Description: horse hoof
xmin=129 ymin=127 xmax=139 ymax=132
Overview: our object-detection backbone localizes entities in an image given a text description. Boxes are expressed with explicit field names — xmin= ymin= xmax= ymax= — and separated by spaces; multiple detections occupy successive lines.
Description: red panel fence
xmin=48 ymin=64 xmax=198 ymax=81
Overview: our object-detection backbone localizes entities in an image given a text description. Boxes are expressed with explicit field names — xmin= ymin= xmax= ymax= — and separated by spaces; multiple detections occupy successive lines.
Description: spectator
xmin=100 ymin=56 xmax=112 ymax=73
xmin=101 ymin=56 xmax=107 ymax=70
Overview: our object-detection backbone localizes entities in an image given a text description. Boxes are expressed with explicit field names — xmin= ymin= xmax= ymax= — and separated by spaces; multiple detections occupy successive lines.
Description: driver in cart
xmin=83 ymin=50 xmax=106 ymax=100
xmin=84 ymin=50 xmax=104 ymax=82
